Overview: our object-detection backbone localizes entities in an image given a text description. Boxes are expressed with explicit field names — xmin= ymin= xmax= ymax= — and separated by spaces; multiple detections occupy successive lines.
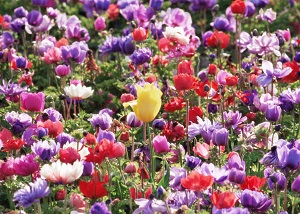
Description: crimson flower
xmin=130 ymin=186 xmax=152 ymax=200
xmin=240 ymin=175 xmax=266 ymax=191
xmin=132 ymin=27 xmax=148 ymax=42
xmin=206 ymin=31 xmax=230 ymax=49
xmin=211 ymin=191 xmax=237 ymax=210
xmin=177 ymin=60 xmax=194 ymax=75
xmin=194 ymin=80 xmax=221 ymax=102
xmin=181 ymin=171 xmax=214 ymax=192
xmin=231 ymin=0 xmax=246 ymax=15
xmin=59 ymin=147 xmax=81 ymax=164
xmin=38 ymin=120 xmax=63 ymax=138
xmin=280 ymin=60 xmax=300 ymax=83
xmin=225 ymin=76 xmax=239 ymax=86
xmin=79 ymin=179 xmax=107 ymax=199
xmin=162 ymin=121 xmax=185 ymax=142
xmin=164 ymin=97 xmax=186 ymax=112
xmin=188 ymin=106 xmax=203 ymax=123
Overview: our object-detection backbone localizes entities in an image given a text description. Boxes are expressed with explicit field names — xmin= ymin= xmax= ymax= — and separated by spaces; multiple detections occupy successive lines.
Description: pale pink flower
xmin=43 ymin=47 xmax=62 ymax=64
xmin=70 ymin=193 xmax=86 ymax=212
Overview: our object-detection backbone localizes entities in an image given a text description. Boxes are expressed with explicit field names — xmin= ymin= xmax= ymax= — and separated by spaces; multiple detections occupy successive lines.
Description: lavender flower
xmin=264 ymin=168 xmax=286 ymax=191
xmin=0 ymin=80 xmax=27 ymax=101
xmin=97 ymin=129 xmax=115 ymax=142
xmin=130 ymin=48 xmax=152 ymax=65
xmin=5 ymin=111 xmax=32 ymax=127
xmin=250 ymin=0 xmax=269 ymax=8
xmin=198 ymin=163 xmax=229 ymax=184
xmin=13 ymin=178 xmax=50 ymax=208
xmin=247 ymin=33 xmax=280 ymax=56
xmin=61 ymin=41 xmax=89 ymax=64
xmin=88 ymin=112 xmax=112 ymax=130
xmin=120 ymin=5 xmax=138 ymax=21
xmin=256 ymin=8 xmax=276 ymax=23
xmin=99 ymin=35 xmax=121 ymax=55
xmin=44 ymin=108 xmax=62 ymax=122
xmin=94 ymin=0 xmax=111 ymax=12
xmin=10 ymin=18 xmax=26 ymax=33
xmin=256 ymin=60 xmax=292 ymax=87
xmin=186 ymin=155 xmax=201 ymax=169
xmin=237 ymin=32 xmax=252 ymax=52
xmin=265 ymin=104 xmax=282 ymax=122
xmin=133 ymin=198 xmax=167 ymax=214
xmin=168 ymin=190 xmax=197 ymax=209
xmin=66 ymin=23 xmax=90 ymax=42
xmin=0 ymin=32 xmax=14 ymax=49
xmin=56 ymin=132 xmax=76 ymax=147
xmin=31 ymin=140 xmax=60 ymax=161
xmin=212 ymin=207 xmax=250 ymax=214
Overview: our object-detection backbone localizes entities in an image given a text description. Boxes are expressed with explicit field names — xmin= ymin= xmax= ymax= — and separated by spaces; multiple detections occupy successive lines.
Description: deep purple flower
xmin=294 ymin=52 xmax=300 ymax=63
xmin=228 ymin=168 xmax=246 ymax=184
xmin=82 ymin=161 xmax=94 ymax=176
xmin=34 ymin=15 xmax=52 ymax=33
xmin=242 ymin=62 xmax=253 ymax=72
xmin=61 ymin=41 xmax=89 ymax=64
xmin=0 ymin=31 xmax=14 ymax=49
xmin=80 ymin=0 xmax=95 ymax=17
xmin=264 ymin=168 xmax=286 ymax=191
xmin=213 ymin=16 xmax=231 ymax=32
xmin=90 ymin=202 xmax=111 ymax=214
xmin=208 ymin=103 xmax=218 ymax=114
xmin=212 ymin=128 xmax=229 ymax=146
xmin=285 ymin=148 xmax=300 ymax=170
xmin=186 ymin=155 xmax=201 ymax=170
xmin=240 ymin=189 xmax=272 ymax=213
xmin=130 ymin=48 xmax=152 ymax=65
xmin=117 ymin=0 xmax=138 ymax=9
xmin=152 ymin=118 xmax=166 ymax=130
xmin=119 ymin=35 xmax=135 ymax=55
xmin=94 ymin=0 xmax=111 ymax=12
xmin=150 ymin=21 xmax=164 ymax=40
xmin=189 ymin=0 xmax=217 ymax=11
xmin=292 ymin=174 xmax=300 ymax=193
xmin=14 ymin=56 xmax=28 ymax=69
xmin=126 ymin=112 xmax=143 ymax=128
xmin=31 ymin=140 xmax=60 ymax=161
xmin=150 ymin=0 xmax=164 ymax=10
xmin=88 ymin=112 xmax=112 ymax=130
xmin=223 ymin=110 xmax=247 ymax=130
xmin=13 ymin=178 xmax=50 ymax=208
xmin=14 ymin=154 xmax=39 ymax=176
xmin=56 ymin=132 xmax=76 ymax=147
xmin=265 ymin=104 xmax=281 ymax=122
xmin=256 ymin=60 xmax=292 ymax=87
xmin=250 ymin=0 xmax=269 ymax=8
xmin=44 ymin=108 xmax=63 ymax=122
xmin=152 ymin=135 xmax=170 ymax=154
xmin=14 ymin=7 xmax=28 ymax=18
xmin=27 ymin=10 xmax=43 ymax=26
xmin=31 ymin=0 xmax=56 ymax=7
xmin=244 ymin=1 xmax=256 ymax=17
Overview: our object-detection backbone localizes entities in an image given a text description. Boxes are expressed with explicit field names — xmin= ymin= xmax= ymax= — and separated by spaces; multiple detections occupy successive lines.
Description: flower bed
xmin=1 ymin=0 xmax=300 ymax=213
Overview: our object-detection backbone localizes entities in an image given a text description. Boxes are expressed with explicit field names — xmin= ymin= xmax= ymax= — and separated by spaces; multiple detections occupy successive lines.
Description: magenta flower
xmin=14 ymin=154 xmax=39 ymax=176
xmin=21 ymin=92 xmax=45 ymax=112
xmin=152 ymin=135 xmax=170 ymax=154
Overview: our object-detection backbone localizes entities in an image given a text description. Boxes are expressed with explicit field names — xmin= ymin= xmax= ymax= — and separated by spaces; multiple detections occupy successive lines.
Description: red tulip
xmin=59 ymin=147 xmax=81 ymax=164
xmin=231 ymin=0 xmax=246 ymax=15
xmin=206 ymin=31 xmax=230 ymax=49
xmin=173 ymin=74 xmax=197 ymax=91
xmin=178 ymin=60 xmax=194 ymax=75
xmin=211 ymin=191 xmax=237 ymax=210
xmin=181 ymin=171 xmax=214 ymax=192
xmin=132 ymin=27 xmax=148 ymax=42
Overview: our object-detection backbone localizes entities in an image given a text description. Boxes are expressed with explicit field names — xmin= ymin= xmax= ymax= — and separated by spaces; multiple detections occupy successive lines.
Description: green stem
xmin=147 ymin=122 xmax=155 ymax=183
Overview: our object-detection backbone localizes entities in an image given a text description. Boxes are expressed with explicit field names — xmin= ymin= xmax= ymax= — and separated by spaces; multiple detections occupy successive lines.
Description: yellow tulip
xmin=124 ymin=83 xmax=162 ymax=122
